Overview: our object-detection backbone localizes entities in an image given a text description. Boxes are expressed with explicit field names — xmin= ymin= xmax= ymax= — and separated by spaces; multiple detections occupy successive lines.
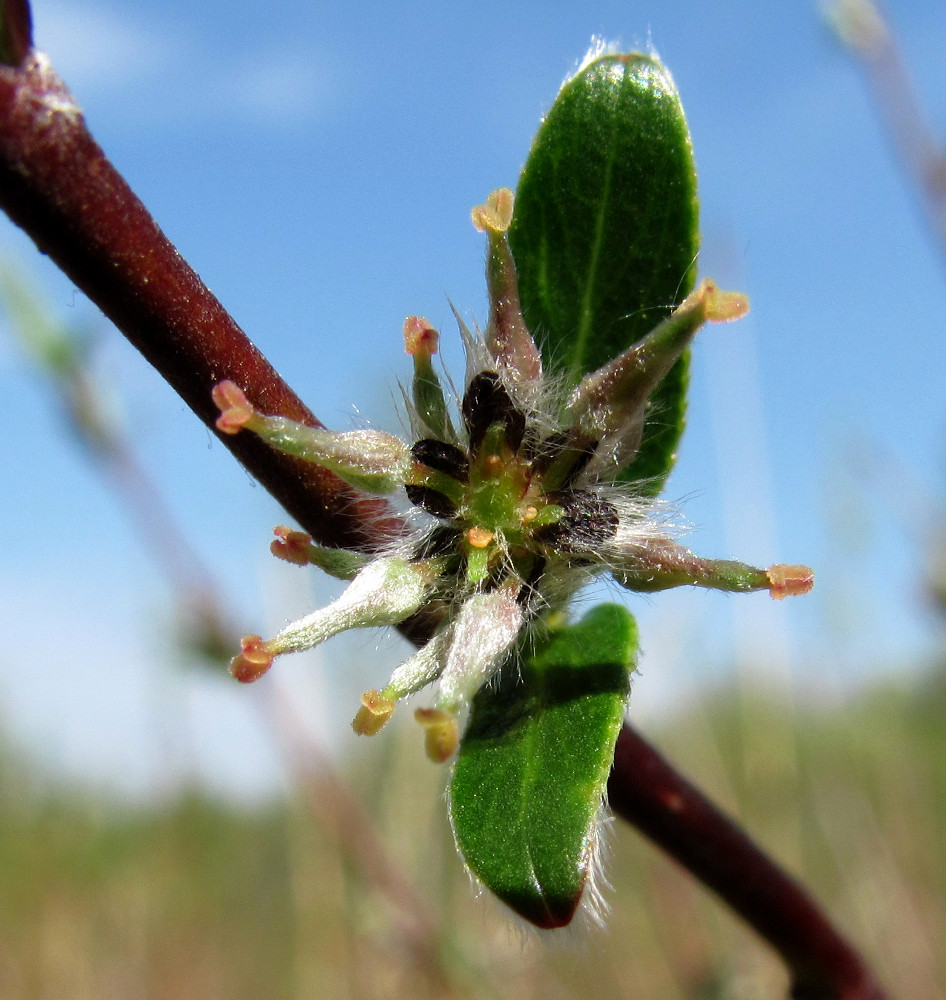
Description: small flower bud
xmin=414 ymin=707 xmax=459 ymax=763
xmin=214 ymin=382 xmax=412 ymax=493
xmin=352 ymin=690 xmax=396 ymax=736
xmin=229 ymin=635 xmax=275 ymax=683
xmin=610 ymin=537 xmax=775 ymax=595
xmin=212 ymin=380 xmax=255 ymax=434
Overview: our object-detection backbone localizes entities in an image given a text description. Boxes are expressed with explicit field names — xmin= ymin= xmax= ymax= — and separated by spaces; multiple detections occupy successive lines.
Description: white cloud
xmin=31 ymin=1 xmax=337 ymax=130
xmin=33 ymin=0 xmax=180 ymax=91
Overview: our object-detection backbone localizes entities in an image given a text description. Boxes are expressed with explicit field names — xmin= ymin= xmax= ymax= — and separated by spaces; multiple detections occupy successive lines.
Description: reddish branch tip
xmin=271 ymin=525 xmax=313 ymax=565
xmin=403 ymin=316 xmax=439 ymax=358
xmin=229 ymin=634 xmax=275 ymax=683
xmin=211 ymin=380 xmax=254 ymax=434
xmin=766 ymin=564 xmax=815 ymax=600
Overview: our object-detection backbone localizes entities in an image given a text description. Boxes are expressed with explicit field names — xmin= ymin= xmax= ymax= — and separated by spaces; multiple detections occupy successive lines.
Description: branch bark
xmin=0 ymin=47 xmax=397 ymax=553
xmin=0 ymin=25 xmax=891 ymax=1000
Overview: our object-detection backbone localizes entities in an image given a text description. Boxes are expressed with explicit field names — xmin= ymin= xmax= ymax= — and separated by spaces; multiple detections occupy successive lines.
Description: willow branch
xmin=0 ymin=19 xmax=889 ymax=998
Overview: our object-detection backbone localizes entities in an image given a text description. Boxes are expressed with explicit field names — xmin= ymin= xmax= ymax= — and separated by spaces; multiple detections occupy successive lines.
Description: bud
xmin=383 ymin=627 xmax=452 ymax=699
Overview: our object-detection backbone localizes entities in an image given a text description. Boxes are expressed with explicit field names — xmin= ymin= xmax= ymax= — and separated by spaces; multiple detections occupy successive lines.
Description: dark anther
xmin=534 ymin=490 xmax=619 ymax=553
xmin=411 ymin=439 xmax=470 ymax=482
xmin=405 ymin=484 xmax=459 ymax=520
xmin=462 ymin=371 xmax=526 ymax=453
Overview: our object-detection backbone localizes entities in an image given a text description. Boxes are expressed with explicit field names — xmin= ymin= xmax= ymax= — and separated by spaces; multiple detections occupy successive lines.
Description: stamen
xmin=270 ymin=526 xmax=368 ymax=579
xmin=766 ymin=564 xmax=815 ymax=599
xmin=403 ymin=315 xmax=440 ymax=357
xmin=229 ymin=635 xmax=275 ymax=683
xmin=270 ymin=525 xmax=312 ymax=565
xmin=567 ymin=278 xmax=749 ymax=476
xmin=212 ymin=380 xmax=255 ymax=434
xmin=352 ymin=690 xmax=397 ymax=736
xmin=404 ymin=316 xmax=457 ymax=442
xmin=414 ymin=707 xmax=460 ymax=763
xmin=470 ymin=188 xmax=514 ymax=233
xmin=472 ymin=189 xmax=544 ymax=384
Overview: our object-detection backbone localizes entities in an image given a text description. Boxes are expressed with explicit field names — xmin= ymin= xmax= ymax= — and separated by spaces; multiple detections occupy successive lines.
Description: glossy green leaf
xmin=449 ymin=604 xmax=637 ymax=928
xmin=509 ymin=52 xmax=699 ymax=492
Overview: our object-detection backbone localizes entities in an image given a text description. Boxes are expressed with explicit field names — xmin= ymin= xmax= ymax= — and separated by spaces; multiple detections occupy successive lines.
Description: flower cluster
xmin=213 ymin=188 xmax=813 ymax=763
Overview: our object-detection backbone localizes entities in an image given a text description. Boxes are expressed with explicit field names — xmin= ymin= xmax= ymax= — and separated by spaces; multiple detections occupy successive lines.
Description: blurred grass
xmin=1 ymin=664 xmax=943 ymax=1000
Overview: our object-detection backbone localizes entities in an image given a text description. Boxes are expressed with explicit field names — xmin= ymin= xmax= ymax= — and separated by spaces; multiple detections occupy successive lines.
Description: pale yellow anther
xmin=471 ymin=188 xmax=515 ymax=234
xmin=403 ymin=316 xmax=440 ymax=357
xmin=467 ymin=526 xmax=494 ymax=549
xmin=352 ymin=690 xmax=397 ymax=736
xmin=522 ymin=505 xmax=538 ymax=524
xmin=414 ymin=707 xmax=459 ymax=763
xmin=699 ymin=279 xmax=750 ymax=323
xmin=766 ymin=564 xmax=815 ymax=600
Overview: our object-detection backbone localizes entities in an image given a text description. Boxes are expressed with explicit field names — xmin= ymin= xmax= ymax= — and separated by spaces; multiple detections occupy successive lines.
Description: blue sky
xmin=1 ymin=0 xmax=945 ymax=798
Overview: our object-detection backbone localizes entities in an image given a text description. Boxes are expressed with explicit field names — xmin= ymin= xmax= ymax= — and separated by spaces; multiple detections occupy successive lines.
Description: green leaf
xmin=449 ymin=604 xmax=637 ymax=928
xmin=509 ymin=52 xmax=699 ymax=492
